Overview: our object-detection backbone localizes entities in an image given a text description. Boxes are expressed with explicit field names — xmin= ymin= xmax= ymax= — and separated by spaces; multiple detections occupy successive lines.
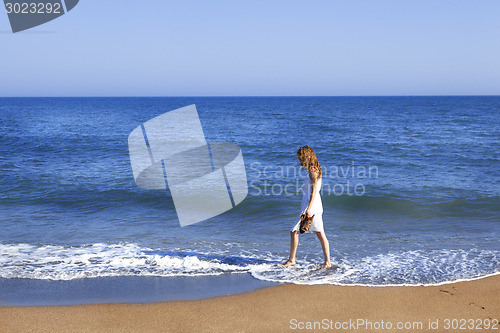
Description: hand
xmin=306 ymin=208 xmax=312 ymax=218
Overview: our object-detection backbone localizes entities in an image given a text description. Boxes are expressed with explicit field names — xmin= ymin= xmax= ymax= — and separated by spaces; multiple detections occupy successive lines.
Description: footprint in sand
xmin=439 ymin=289 xmax=454 ymax=295
xmin=439 ymin=286 xmax=458 ymax=295
xmin=468 ymin=302 xmax=485 ymax=310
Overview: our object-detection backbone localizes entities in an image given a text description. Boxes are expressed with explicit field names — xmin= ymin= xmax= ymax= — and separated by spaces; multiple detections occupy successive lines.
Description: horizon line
xmin=1 ymin=94 xmax=500 ymax=98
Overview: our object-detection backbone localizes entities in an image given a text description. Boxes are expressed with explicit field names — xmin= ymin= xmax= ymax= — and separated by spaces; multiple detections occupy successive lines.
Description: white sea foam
xmin=0 ymin=243 xmax=498 ymax=285
xmin=249 ymin=249 xmax=500 ymax=286
xmin=0 ymin=243 xmax=249 ymax=280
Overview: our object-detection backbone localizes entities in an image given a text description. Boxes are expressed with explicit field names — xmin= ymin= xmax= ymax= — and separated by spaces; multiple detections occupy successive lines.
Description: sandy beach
xmin=1 ymin=275 xmax=498 ymax=332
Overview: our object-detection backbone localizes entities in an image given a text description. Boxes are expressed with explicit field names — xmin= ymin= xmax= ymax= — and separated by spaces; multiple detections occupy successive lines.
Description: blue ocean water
xmin=0 ymin=96 xmax=499 ymax=286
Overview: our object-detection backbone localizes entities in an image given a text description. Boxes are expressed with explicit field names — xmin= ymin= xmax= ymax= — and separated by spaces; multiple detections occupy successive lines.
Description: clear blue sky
xmin=1 ymin=0 xmax=499 ymax=96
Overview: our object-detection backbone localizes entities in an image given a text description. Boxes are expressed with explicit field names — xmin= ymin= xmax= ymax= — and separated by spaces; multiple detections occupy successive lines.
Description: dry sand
xmin=1 ymin=275 xmax=499 ymax=332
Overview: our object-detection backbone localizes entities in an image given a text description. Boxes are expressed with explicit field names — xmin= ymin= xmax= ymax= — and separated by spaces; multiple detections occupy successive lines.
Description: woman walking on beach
xmin=282 ymin=145 xmax=332 ymax=268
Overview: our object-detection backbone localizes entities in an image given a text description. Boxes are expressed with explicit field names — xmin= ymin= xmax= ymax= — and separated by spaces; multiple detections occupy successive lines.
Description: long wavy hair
xmin=297 ymin=145 xmax=322 ymax=178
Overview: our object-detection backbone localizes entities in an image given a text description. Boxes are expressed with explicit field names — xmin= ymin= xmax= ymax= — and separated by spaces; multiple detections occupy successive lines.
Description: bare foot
xmin=281 ymin=260 xmax=296 ymax=267
xmin=322 ymin=262 xmax=332 ymax=268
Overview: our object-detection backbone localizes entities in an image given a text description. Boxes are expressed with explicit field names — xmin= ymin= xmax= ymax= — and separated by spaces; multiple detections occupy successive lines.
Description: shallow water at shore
xmin=1 ymin=96 xmax=499 ymax=290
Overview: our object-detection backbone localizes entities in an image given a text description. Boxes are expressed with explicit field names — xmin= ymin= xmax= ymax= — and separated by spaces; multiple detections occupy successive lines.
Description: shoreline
xmin=3 ymin=272 xmax=499 ymax=307
xmin=1 ymin=275 xmax=498 ymax=332
xmin=0 ymin=274 xmax=277 ymax=306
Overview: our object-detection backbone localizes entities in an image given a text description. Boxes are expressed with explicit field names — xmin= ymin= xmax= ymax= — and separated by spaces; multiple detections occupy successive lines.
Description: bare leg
xmin=282 ymin=231 xmax=299 ymax=267
xmin=316 ymin=231 xmax=332 ymax=268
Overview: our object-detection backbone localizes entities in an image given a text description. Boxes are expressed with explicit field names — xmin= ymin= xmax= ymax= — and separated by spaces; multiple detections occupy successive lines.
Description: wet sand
xmin=1 ymin=275 xmax=499 ymax=332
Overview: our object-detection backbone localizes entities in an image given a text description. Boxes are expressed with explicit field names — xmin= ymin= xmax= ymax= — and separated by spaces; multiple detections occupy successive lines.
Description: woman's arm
xmin=306 ymin=170 xmax=319 ymax=217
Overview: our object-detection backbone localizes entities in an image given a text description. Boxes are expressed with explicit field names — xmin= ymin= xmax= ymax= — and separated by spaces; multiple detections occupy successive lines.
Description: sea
xmin=1 ymin=96 xmax=499 ymax=298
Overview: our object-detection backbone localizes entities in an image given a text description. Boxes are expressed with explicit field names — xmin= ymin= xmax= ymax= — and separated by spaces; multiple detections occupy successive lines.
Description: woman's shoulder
xmin=308 ymin=169 xmax=322 ymax=182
